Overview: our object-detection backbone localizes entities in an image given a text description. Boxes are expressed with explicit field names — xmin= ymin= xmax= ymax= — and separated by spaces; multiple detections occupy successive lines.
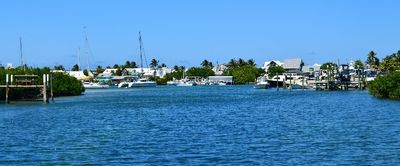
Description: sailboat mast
xmin=19 ymin=37 xmax=25 ymax=71
xmin=139 ymin=32 xmax=144 ymax=73
xmin=84 ymin=27 xmax=90 ymax=71
xmin=77 ymin=47 xmax=81 ymax=71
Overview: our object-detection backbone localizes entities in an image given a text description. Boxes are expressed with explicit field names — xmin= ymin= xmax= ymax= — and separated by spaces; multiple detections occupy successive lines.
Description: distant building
xmin=213 ymin=64 xmax=227 ymax=76
xmin=66 ymin=71 xmax=90 ymax=80
xmin=283 ymin=59 xmax=304 ymax=74
xmin=302 ymin=64 xmax=321 ymax=77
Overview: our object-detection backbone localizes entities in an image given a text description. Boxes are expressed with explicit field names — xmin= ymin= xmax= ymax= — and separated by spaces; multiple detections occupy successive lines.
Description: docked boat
xmin=118 ymin=82 xmax=129 ymax=88
xmin=176 ymin=81 xmax=195 ymax=87
xmin=83 ymin=82 xmax=110 ymax=89
xmin=128 ymin=78 xmax=157 ymax=87
xmin=254 ymin=76 xmax=270 ymax=89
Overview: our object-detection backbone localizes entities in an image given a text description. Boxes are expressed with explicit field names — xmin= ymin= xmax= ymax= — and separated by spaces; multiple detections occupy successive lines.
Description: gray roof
xmin=283 ymin=59 xmax=303 ymax=69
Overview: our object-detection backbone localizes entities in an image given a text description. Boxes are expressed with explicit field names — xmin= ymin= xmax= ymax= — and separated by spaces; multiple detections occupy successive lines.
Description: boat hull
xmin=128 ymin=82 xmax=157 ymax=87
xmin=254 ymin=83 xmax=269 ymax=89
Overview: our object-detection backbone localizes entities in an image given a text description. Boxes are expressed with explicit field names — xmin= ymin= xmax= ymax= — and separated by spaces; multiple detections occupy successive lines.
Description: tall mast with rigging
xmin=19 ymin=37 xmax=25 ymax=71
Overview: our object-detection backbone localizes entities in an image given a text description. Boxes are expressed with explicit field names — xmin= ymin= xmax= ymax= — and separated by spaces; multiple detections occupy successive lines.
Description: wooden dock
xmin=1 ymin=74 xmax=53 ymax=104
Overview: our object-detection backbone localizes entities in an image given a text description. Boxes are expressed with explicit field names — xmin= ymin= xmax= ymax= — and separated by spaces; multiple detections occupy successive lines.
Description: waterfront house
xmin=283 ymin=59 xmax=304 ymax=74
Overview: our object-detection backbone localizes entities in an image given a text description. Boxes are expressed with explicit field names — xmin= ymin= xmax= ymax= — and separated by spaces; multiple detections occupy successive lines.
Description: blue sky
xmin=0 ymin=0 xmax=399 ymax=69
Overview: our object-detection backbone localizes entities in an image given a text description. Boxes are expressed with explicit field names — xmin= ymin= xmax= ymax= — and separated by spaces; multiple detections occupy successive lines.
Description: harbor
xmin=2 ymin=0 xmax=400 ymax=165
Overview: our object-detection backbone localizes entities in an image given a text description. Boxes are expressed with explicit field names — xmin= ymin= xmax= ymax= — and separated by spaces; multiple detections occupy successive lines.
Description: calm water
xmin=0 ymin=86 xmax=400 ymax=165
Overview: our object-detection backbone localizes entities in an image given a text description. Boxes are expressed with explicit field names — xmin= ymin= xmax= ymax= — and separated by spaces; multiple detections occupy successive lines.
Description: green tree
xmin=380 ymin=51 xmax=400 ymax=72
xmin=201 ymin=59 xmax=210 ymax=67
xmin=366 ymin=51 xmax=380 ymax=69
xmin=267 ymin=66 xmax=285 ymax=78
xmin=186 ymin=67 xmax=215 ymax=78
xmin=173 ymin=65 xmax=179 ymax=71
xmin=96 ymin=65 xmax=104 ymax=74
xmin=54 ymin=65 xmax=65 ymax=70
xmin=113 ymin=64 xmax=119 ymax=69
xmin=247 ymin=59 xmax=256 ymax=66
xmin=150 ymin=59 xmax=159 ymax=69
xmin=71 ymin=64 xmax=80 ymax=71
xmin=368 ymin=71 xmax=400 ymax=99
xmin=238 ymin=58 xmax=246 ymax=66
xmin=83 ymin=69 xmax=89 ymax=76
xmin=227 ymin=59 xmax=237 ymax=68
xmin=115 ymin=68 xmax=122 ymax=76
xmin=354 ymin=59 xmax=365 ymax=70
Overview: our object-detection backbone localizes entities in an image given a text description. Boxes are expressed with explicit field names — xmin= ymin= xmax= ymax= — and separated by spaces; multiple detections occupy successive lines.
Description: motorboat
xmin=128 ymin=78 xmax=157 ymax=87
xmin=254 ymin=76 xmax=270 ymax=89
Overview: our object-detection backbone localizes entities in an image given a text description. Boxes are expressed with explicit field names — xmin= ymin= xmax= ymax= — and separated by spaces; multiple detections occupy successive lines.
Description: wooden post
xmin=50 ymin=73 xmax=54 ymax=102
xmin=276 ymin=73 xmax=279 ymax=91
xmin=289 ymin=74 xmax=292 ymax=91
xmin=5 ymin=74 xmax=9 ymax=104
xmin=43 ymin=74 xmax=47 ymax=104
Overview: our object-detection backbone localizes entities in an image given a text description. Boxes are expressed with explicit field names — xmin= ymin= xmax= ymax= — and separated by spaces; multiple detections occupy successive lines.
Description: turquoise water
xmin=1 ymin=86 xmax=400 ymax=165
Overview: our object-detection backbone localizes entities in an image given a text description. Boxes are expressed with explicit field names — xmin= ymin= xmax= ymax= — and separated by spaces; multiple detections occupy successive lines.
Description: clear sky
xmin=1 ymin=0 xmax=399 ymax=69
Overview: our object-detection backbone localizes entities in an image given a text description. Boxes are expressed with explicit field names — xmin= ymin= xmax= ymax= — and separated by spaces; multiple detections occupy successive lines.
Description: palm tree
xmin=173 ymin=65 xmax=179 ymax=71
xmin=366 ymin=51 xmax=380 ymax=69
xmin=124 ymin=61 xmax=131 ymax=68
xmin=96 ymin=65 xmax=104 ymax=74
xmin=130 ymin=61 xmax=138 ymax=68
xmin=238 ymin=58 xmax=245 ymax=66
xmin=201 ymin=59 xmax=210 ymax=67
xmin=228 ymin=59 xmax=237 ymax=68
xmin=208 ymin=62 xmax=214 ymax=69
xmin=247 ymin=59 xmax=256 ymax=66
xmin=71 ymin=64 xmax=80 ymax=71
xmin=150 ymin=59 xmax=159 ymax=69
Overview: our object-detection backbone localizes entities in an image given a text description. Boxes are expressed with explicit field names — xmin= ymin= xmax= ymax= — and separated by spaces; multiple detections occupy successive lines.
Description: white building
xmin=66 ymin=71 xmax=90 ymax=80
xmin=212 ymin=64 xmax=228 ymax=76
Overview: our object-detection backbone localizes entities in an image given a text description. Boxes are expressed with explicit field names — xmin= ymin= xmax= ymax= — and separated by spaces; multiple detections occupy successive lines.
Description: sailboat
xmin=128 ymin=32 xmax=157 ymax=88
xmin=81 ymin=27 xmax=109 ymax=89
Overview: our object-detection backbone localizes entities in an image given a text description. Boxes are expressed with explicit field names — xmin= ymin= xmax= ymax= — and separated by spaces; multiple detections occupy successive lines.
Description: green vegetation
xmin=52 ymin=72 xmax=85 ymax=97
xmin=267 ymin=66 xmax=285 ymax=78
xmin=366 ymin=51 xmax=380 ymax=69
xmin=0 ymin=67 xmax=84 ymax=100
xmin=379 ymin=51 xmax=400 ymax=72
xmin=368 ymin=71 xmax=400 ymax=99
xmin=367 ymin=50 xmax=400 ymax=99
xmin=223 ymin=58 xmax=264 ymax=84
xmin=186 ymin=67 xmax=214 ymax=78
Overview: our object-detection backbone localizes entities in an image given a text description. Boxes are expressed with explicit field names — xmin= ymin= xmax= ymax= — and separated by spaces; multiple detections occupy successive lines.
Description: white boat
xmin=128 ymin=78 xmax=157 ymax=87
xmin=118 ymin=82 xmax=129 ymax=88
xmin=176 ymin=81 xmax=194 ymax=87
xmin=218 ymin=82 xmax=227 ymax=86
xmin=83 ymin=82 xmax=110 ymax=89
xmin=254 ymin=76 xmax=269 ymax=89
